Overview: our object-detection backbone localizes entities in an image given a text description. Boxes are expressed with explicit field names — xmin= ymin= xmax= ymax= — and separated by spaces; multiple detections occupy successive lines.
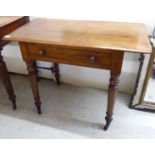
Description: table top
xmin=3 ymin=18 xmax=151 ymax=53
xmin=0 ymin=16 xmax=23 ymax=28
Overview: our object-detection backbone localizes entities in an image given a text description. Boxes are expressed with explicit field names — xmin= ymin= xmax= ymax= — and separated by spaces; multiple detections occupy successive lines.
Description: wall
xmin=2 ymin=0 xmax=154 ymax=94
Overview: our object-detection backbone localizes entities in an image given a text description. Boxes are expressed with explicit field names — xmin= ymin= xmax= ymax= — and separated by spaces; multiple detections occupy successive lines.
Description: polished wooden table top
xmin=3 ymin=18 xmax=151 ymax=53
xmin=0 ymin=16 xmax=22 ymax=28
xmin=0 ymin=16 xmax=29 ymax=39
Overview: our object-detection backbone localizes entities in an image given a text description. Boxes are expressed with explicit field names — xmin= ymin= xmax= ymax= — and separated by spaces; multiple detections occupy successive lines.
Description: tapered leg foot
xmin=13 ymin=104 xmax=16 ymax=110
xmin=104 ymin=112 xmax=113 ymax=130
xmin=35 ymin=103 xmax=42 ymax=114
xmin=10 ymin=95 xmax=16 ymax=110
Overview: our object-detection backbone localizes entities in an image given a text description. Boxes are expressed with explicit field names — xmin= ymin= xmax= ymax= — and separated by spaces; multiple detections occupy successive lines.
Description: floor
xmin=0 ymin=74 xmax=155 ymax=139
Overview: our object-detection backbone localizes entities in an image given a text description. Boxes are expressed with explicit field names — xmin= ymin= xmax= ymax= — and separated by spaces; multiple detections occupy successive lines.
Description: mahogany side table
xmin=4 ymin=18 xmax=151 ymax=130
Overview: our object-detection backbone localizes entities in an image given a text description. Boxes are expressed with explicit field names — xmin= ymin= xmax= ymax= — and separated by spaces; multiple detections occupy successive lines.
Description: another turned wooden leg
xmin=26 ymin=61 xmax=42 ymax=114
xmin=0 ymin=48 xmax=16 ymax=110
xmin=33 ymin=61 xmax=40 ymax=81
xmin=104 ymin=72 xmax=120 ymax=130
xmin=52 ymin=63 xmax=60 ymax=85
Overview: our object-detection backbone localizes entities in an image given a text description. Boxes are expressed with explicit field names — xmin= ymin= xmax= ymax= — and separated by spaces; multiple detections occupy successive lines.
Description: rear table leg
xmin=52 ymin=63 xmax=60 ymax=85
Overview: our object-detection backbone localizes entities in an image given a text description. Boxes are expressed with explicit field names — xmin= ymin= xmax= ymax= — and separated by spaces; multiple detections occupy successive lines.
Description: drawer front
xmin=27 ymin=43 xmax=112 ymax=69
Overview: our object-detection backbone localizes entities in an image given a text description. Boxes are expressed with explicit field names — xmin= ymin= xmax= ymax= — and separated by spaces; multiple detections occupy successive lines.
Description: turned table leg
xmin=26 ymin=61 xmax=42 ymax=114
xmin=0 ymin=48 xmax=16 ymax=109
xmin=104 ymin=72 xmax=120 ymax=130
xmin=32 ymin=61 xmax=40 ymax=81
xmin=52 ymin=63 xmax=60 ymax=85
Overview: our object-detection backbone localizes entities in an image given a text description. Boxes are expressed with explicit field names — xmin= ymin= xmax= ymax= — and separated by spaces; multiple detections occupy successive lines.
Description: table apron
xmin=19 ymin=42 xmax=124 ymax=71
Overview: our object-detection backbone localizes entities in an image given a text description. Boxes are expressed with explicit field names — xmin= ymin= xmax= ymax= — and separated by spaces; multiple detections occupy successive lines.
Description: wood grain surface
xmin=3 ymin=18 xmax=151 ymax=53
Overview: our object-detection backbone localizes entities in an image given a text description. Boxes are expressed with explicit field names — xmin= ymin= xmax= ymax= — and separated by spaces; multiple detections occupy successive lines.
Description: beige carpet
xmin=0 ymin=74 xmax=155 ymax=139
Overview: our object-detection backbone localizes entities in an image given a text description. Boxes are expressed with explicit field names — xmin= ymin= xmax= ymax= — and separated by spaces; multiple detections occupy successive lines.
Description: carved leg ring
xmin=26 ymin=61 xmax=42 ymax=114
xmin=0 ymin=48 xmax=16 ymax=110
xmin=104 ymin=72 xmax=120 ymax=130
xmin=52 ymin=63 xmax=60 ymax=85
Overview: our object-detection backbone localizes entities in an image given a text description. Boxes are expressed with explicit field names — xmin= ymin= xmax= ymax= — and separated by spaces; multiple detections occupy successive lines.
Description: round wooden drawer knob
xmin=90 ymin=56 xmax=96 ymax=62
xmin=39 ymin=50 xmax=45 ymax=55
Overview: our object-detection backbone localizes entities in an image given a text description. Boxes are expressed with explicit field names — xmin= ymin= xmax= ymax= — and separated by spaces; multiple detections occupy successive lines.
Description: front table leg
xmin=0 ymin=48 xmax=16 ymax=109
xmin=104 ymin=72 xmax=120 ymax=130
xmin=26 ymin=61 xmax=42 ymax=114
